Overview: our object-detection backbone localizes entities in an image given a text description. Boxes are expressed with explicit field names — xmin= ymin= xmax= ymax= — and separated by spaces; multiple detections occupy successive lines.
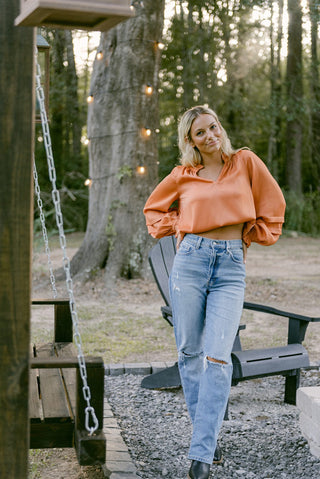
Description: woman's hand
xmin=176 ymin=232 xmax=184 ymax=251
xmin=242 ymin=241 xmax=247 ymax=264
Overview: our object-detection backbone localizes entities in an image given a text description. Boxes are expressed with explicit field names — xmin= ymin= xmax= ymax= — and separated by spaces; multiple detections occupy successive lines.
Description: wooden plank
xmin=56 ymin=342 xmax=77 ymax=417
xmin=32 ymin=298 xmax=69 ymax=305
xmin=30 ymin=422 xmax=74 ymax=449
xmin=74 ymin=430 xmax=106 ymax=466
xmin=76 ymin=357 xmax=105 ymax=431
xmin=36 ymin=344 xmax=71 ymax=423
xmin=55 ymin=301 xmax=73 ymax=342
xmin=29 ymin=345 xmax=42 ymax=423
xmin=31 ymin=357 xmax=80 ymax=368
xmin=0 ymin=2 xmax=34 ymax=477
xmin=75 ymin=358 xmax=106 ymax=465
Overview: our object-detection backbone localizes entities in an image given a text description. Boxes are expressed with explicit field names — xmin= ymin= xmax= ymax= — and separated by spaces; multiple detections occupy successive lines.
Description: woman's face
xmin=189 ymin=114 xmax=222 ymax=156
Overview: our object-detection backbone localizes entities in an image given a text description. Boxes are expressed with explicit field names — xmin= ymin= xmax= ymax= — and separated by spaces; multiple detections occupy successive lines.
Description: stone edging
xmin=105 ymin=361 xmax=177 ymax=377
xmin=103 ymin=362 xmax=175 ymax=478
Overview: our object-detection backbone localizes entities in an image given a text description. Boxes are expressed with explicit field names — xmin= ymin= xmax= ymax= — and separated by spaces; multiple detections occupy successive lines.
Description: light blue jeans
xmin=169 ymin=234 xmax=246 ymax=464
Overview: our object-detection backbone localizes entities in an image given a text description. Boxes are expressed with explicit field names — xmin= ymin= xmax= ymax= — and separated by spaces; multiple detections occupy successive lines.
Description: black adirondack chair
xmin=141 ymin=235 xmax=320 ymax=405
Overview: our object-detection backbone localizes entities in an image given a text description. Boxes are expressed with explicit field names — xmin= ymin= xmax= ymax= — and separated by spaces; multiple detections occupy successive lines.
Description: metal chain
xmin=35 ymin=48 xmax=99 ymax=435
xmin=33 ymin=157 xmax=58 ymax=298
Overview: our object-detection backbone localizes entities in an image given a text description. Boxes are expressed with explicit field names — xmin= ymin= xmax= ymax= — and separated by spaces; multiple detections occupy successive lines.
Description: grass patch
xmin=77 ymin=305 xmax=177 ymax=363
xmin=239 ymin=310 xmax=288 ymax=351
xmin=31 ymin=302 xmax=177 ymax=364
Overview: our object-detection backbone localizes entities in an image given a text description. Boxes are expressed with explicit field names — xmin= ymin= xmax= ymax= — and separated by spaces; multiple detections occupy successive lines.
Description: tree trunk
xmin=308 ymin=0 xmax=320 ymax=188
xmin=71 ymin=0 xmax=165 ymax=283
xmin=51 ymin=30 xmax=66 ymax=184
xmin=181 ymin=1 xmax=194 ymax=108
xmin=65 ymin=30 xmax=82 ymax=164
xmin=285 ymin=0 xmax=303 ymax=193
xmin=267 ymin=0 xmax=284 ymax=180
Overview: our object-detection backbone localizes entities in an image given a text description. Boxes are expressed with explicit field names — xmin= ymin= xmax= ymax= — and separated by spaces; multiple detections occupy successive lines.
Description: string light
xmin=155 ymin=41 xmax=165 ymax=50
xmin=87 ymin=94 xmax=94 ymax=104
xmin=144 ymin=83 xmax=154 ymax=96
xmin=141 ymin=127 xmax=152 ymax=138
xmin=84 ymin=127 xmax=160 ymax=142
xmin=84 ymin=173 xmax=117 ymax=187
xmin=136 ymin=165 xmax=147 ymax=175
xmin=84 ymin=23 xmax=161 ymax=177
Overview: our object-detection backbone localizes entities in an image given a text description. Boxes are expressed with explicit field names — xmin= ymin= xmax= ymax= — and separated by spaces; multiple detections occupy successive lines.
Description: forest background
xmin=34 ymin=0 xmax=320 ymax=280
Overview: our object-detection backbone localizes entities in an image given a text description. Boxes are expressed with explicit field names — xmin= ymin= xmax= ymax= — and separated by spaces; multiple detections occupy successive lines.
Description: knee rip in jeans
xmin=206 ymin=356 xmax=227 ymax=365
xmin=180 ymin=350 xmax=201 ymax=360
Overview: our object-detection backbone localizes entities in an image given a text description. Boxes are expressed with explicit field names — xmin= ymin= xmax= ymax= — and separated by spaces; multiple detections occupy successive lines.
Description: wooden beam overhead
xmin=15 ymin=0 xmax=134 ymax=31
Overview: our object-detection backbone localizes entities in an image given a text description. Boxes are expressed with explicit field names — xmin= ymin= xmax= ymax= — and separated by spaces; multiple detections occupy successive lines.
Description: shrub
xmin=284 ymin=190 xmax=320 ymax=236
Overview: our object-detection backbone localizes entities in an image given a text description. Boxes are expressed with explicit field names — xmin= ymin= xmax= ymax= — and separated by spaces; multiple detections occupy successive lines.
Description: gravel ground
xmin=106 ymin=369 xmax=320 ymax=479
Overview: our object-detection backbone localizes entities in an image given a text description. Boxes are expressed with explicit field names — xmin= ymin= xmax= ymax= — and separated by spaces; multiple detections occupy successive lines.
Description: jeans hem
xmin=188 ymin=455 xmax=212 ymax=465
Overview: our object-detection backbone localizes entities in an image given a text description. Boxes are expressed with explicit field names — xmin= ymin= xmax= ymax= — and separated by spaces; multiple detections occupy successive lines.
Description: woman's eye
xmin=210 ymin=124 xmax=216 ymax=130
xmin=196 ymin=131 xmax=203 ymax=136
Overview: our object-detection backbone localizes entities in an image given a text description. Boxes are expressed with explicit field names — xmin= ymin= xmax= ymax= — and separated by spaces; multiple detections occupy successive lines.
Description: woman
xmin=144 ymin=105 xmax=285 ymax=479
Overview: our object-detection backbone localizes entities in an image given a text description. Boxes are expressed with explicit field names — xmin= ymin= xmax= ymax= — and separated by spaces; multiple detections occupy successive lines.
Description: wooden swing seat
xmin=29 ymin=299 xmax=106 ymax=466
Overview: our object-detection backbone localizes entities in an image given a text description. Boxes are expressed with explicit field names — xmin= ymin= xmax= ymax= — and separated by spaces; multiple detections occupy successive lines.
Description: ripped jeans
xmin=169 ymin=234 xmax=246 ymax=464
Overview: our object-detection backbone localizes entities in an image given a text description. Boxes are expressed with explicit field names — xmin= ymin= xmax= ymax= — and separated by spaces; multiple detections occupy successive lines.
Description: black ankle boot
xmin=188 ymin=460 xmax=210 ymax=479
xmin=213 ymin=443 xmax=223 ymax=464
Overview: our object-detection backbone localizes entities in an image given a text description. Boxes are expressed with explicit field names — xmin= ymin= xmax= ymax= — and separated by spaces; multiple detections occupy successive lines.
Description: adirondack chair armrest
xmin=243 ymin=301 xmax=320 ymax=344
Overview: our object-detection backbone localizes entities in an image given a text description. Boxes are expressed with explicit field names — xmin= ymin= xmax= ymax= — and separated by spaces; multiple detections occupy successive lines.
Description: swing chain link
xmin=33 ymin=158 xmax=58 ymax=298
xmin=35 ymin=48 xmax=99 ymax=436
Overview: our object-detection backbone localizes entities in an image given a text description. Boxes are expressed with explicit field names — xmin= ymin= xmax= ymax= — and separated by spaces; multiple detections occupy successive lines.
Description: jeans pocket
xmin=227 ymin=247 xmax=244 ymax=264
xmin=178 ymin=240 xmax=196 ymax=255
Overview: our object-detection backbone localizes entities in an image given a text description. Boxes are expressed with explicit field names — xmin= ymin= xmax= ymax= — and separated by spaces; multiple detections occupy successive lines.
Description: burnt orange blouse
xmin=144 ymin=150 xmax=286 ymax=247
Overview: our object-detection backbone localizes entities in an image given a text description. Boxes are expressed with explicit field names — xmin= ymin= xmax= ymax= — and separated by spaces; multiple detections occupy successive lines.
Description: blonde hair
xmin=178 ymin=105 xmax=237 ymax=167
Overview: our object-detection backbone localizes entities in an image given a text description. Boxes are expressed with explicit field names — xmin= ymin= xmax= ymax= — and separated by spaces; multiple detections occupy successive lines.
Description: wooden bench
xmin=141 ymin=236 xmax=320 ymax=405
xmin=30 ymin=299 xmax=106 ymax=465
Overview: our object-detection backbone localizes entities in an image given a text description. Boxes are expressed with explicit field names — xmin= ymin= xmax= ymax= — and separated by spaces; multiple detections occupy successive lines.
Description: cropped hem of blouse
xmin=143 ymin=149 xmax=286 ymax=247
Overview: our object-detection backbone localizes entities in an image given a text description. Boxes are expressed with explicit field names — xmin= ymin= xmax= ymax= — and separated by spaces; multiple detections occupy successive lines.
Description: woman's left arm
xmin=242 ymin=152 xmax=286 ymax=247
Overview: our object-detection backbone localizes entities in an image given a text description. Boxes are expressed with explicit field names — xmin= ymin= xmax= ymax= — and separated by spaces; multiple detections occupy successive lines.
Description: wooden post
xmin=0 ymin=1 xmax=35 ymax=477
xmin=75 ymin=358 xmax=106 ymax=465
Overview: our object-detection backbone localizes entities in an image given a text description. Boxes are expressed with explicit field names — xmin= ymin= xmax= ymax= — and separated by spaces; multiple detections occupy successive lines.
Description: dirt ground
xmin=29 ymin=233 xmax=320 ymax=478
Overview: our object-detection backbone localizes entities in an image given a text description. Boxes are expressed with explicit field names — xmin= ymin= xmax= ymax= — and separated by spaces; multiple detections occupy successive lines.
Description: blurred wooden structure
xmin=30 ymin=300 xmax=106 ymax=465
xmin=15 ymin=0 xmax=134 ymax=31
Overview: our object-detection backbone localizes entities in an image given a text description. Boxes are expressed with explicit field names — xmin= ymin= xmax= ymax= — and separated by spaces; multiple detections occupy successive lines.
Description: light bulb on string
xmin=84 ymin=138 xmax=90 ymax=146
xmin=136 ymin=165 xmax=147 ymax=175
xmin=84 ymin=178 xmax=92 ymax=187
xmin=141 ymin=127 xmax=152 ymax=139
xmin=155 ymin=41 xmax=165 ymax=50
xmin=96 ymin=50 xmax=103 ymax=60
xmin=144 ymin=84 xmax=154 ymax=96
xmin=87 ymin=94 xmax=94 ymax=104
